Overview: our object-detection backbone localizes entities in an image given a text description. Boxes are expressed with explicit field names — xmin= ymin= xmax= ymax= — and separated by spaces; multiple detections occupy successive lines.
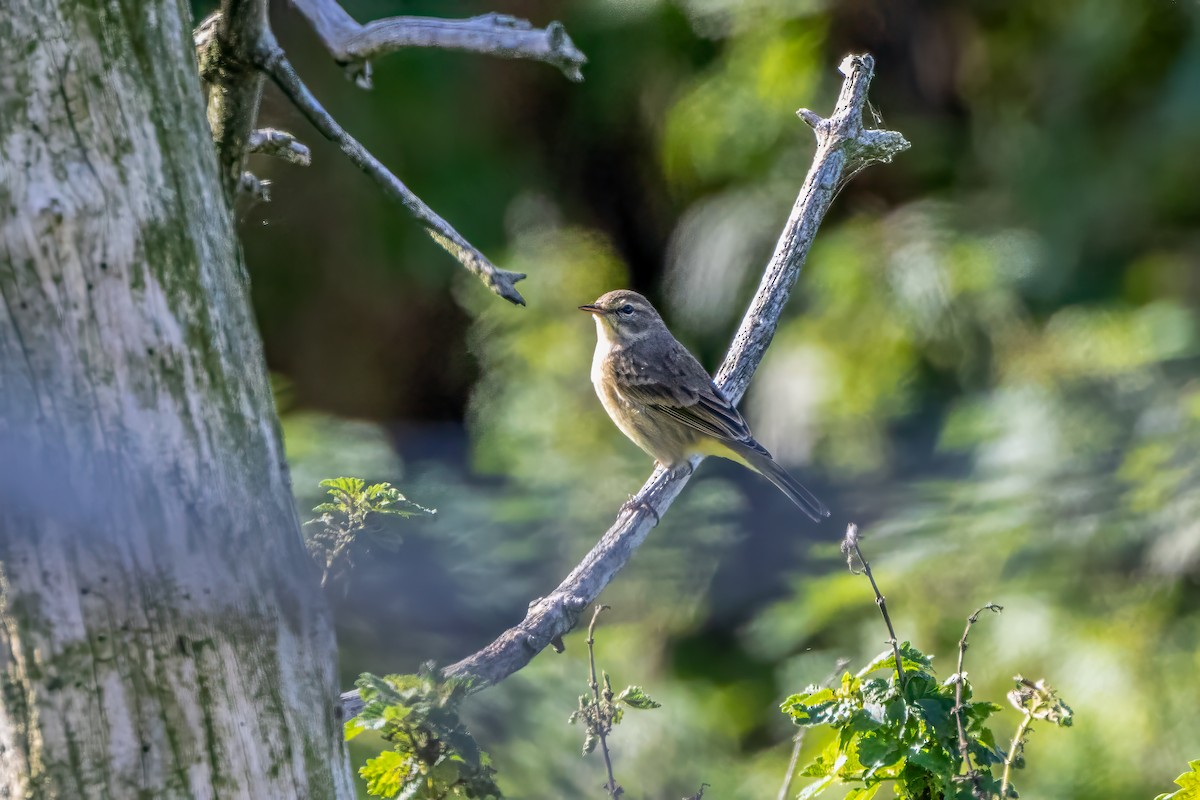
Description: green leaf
xmin=782 ymin=687 xmax=838 ymax=724
xmin=442 ymin=726 xmax=482 ymax=769
xmin=844 ymin=785 xmax=882 ymax=800
xmin=800 ymin=741 xmax=841 ymax=777
xmin=357 ymin=672 xmax=404 ymax=705
xmin=797 ymin=755 xmax=847 ymax=800
xmin=915 ymin=697 xmax=955 ymax=737
xmin=796 ymin=773 xmax=837 ymax=800
xmin=344 ymin=718 xmax=368 ymax=742
xmin=858 ymin=649 xmax=897 ymax=677
xmin=902 ymin=674 xmax=938 ymax=704
xmin=856 ymin=732 xmax=902 ymax=770
xmin=616 ymin=685 xmax=661 ymax=710
xmin=1156 ymin=759 xmax=1200 ymax=800
xmin=909 ymin=745 xmax=954 ymax=777
xmin=898 ymin=642 xmax=935 ymax=673
xmin=858 ymin=645 xmax=935 ymax=680
xmin=428 ymin=756 xmax=463 ymax=786
xmin=849 ymin=703 xmax=886 ymax=732
xmin=360 ymin=750 xmax=409 ymax=799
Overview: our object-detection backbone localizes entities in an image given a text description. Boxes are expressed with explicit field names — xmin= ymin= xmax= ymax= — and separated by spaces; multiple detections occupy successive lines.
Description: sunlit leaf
xmin=616 ymin=685 xmax=661 ymax=710
xmin=1155 ymin=759 xmax=1200 ymax=800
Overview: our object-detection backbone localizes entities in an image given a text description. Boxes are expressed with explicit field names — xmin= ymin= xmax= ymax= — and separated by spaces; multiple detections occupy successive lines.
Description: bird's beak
xmin=578 ymin=304 xmax=603 ymax=314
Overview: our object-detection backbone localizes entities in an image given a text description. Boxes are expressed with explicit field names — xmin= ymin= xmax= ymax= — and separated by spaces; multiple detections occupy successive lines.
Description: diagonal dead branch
xmin=253 ymin=32 xmax=527 ymax=305
xmin=291 ymin=0 xmax=586 ymax=89
xmin=339 ymin=53 xmax=908 ymax=718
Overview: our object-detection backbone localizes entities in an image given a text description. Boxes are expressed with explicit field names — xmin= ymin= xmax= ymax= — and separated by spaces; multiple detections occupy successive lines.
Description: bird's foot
xmin=620 ymin=495 xmax=660 ymax=525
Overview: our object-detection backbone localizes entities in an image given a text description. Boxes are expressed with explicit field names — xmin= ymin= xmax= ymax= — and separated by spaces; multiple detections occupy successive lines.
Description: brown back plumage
xmin=580 ymin=290 xmax=830 ymax=522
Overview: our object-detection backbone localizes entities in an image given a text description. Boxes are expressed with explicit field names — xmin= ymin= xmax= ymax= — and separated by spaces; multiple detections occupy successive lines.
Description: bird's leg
xmin=620 ymin=494 xmax=660 ymax=525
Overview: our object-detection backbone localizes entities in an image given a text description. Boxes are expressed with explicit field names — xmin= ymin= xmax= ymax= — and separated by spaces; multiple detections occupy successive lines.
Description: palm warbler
xmin=580 ymin=290 xmax=830 ymax=522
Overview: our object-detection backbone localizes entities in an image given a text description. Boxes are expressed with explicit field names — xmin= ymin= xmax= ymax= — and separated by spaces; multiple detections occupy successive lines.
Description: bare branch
xmin=247 ymin=128 xmax=311 ymax=166
xmin=952 ymin=603 xmax=1003 ymax=800
xmin=290 ymin=0 xmax=587 ymax=88
xmin=340 ymin=53 xmax=907 ymax=717
xmin=253 ymin=32 xmax=528 ymax=305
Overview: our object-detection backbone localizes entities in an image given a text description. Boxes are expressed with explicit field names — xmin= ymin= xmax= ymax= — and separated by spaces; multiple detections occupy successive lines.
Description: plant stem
xmin=844 ymin=524 xmax=906 ymax=686
xmin=587 ymin=605 xmax=619 ymax=798
xmin=1001 ymin=712 xmax=1034 ymax=796
xmin=953 ymin=604 xmax=1002 ymax=800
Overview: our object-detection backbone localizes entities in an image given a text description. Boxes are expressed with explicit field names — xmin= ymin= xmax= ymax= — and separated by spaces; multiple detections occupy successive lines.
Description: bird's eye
xmin=620 ymin=304 xmax=634 ymax=315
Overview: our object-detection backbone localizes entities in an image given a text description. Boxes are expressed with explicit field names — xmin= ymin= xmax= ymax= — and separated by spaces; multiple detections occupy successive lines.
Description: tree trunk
xmin=0 ymin=1 xmax=352 ymax=797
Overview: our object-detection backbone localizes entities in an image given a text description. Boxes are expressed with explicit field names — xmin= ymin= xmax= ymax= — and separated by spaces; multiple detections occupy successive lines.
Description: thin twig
xmin=339 ymin=53 xmax=908 ymax=717
xmin=1000 ymin=676 xmax=1073 ymax=796
xmin=777 ymin=657 xmax=850 ymax=800
xmin=586 ymin=605 xmax=620 ymax=799
xmin=247 ymin=128 xmax=311 ymax=166
xmin=842 ymin=523 xmax=906 ymax=686
xmin=290 ymin=0 xmax=587 ymax=88
xmin=1001 ymin=711 xmax=1033 ymax=796
xmin=777 ymin=733 xmax=805 ymax=800
xmin=952 ymin=603 xmax=1003 ymax=800
xmin=252 ymin=32 xmax=528 ymax=305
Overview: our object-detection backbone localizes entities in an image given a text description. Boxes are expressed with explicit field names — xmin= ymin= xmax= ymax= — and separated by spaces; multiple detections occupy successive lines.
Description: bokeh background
xmin=210 ymin=0 xmax=1200 ymax=796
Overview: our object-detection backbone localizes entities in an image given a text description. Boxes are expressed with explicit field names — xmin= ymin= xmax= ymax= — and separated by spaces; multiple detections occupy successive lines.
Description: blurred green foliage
xmin=225 ymin=0 xmax=1200 ymax=796
xmin=348 ymin=667 xmax=501 ymax=799
xmin=306 ymin=477 xmax=435 ymax=587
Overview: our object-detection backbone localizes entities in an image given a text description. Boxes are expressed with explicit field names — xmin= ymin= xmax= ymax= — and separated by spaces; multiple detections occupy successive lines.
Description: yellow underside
xmin=689 ymin=438 xmax=757 ymax=471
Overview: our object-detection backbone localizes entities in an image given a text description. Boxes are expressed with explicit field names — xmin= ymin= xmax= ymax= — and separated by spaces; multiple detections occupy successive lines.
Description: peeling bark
xmin=0 ymin=1 xmax=352 ymax=796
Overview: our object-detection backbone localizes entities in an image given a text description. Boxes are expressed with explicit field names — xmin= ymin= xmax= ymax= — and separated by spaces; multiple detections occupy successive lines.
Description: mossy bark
xmin=0 ymin=1 xmax=352 ymax=796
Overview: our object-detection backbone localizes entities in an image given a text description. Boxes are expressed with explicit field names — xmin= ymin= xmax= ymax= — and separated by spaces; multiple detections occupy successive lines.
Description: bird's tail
xmin=739 ymin=449 xmax=830 ymax=523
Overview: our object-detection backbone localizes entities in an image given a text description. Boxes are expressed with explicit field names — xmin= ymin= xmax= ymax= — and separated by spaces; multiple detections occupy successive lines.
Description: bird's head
xmin=579 ymin=290 xmax=665 ymax=343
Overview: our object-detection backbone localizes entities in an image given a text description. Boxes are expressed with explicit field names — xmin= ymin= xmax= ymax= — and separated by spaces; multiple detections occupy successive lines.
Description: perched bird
xmin=579 ymin=290 xmax=829 ymax=522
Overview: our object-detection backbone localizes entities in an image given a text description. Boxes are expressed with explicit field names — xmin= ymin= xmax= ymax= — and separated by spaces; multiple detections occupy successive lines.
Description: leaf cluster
xmin=782 ymin=643 xmax=1005 ymax=800
xmin=1005 ymin=677 xmax=1073 ymax=728
xmin=568 ymin=678 xmax=661 ymax=757
xmin=347 ymin=666 xmax=501 ymax=799
xmin=305 ymin=477 xmax=435 ymax=586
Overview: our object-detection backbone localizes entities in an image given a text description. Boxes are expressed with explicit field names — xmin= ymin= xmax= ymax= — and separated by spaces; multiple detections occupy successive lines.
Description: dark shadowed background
xmin=196 ymin=0 xmax=1200 ymax=796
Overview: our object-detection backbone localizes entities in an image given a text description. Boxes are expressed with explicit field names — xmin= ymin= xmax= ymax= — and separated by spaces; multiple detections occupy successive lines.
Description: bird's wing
xmin=613 ymin=341 xmax=771 ymax=458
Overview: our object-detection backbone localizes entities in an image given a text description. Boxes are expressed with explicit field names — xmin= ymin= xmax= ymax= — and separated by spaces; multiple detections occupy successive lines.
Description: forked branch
xmin=290 ymin=0 xmax=586 ymax=88
xmin=199 ymin=2 xmax=583 ymax=303
xmin=253 ymin=32 xmax=528 ymax=305
xmin=339 ymin=53 xmax=909 ymax=718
